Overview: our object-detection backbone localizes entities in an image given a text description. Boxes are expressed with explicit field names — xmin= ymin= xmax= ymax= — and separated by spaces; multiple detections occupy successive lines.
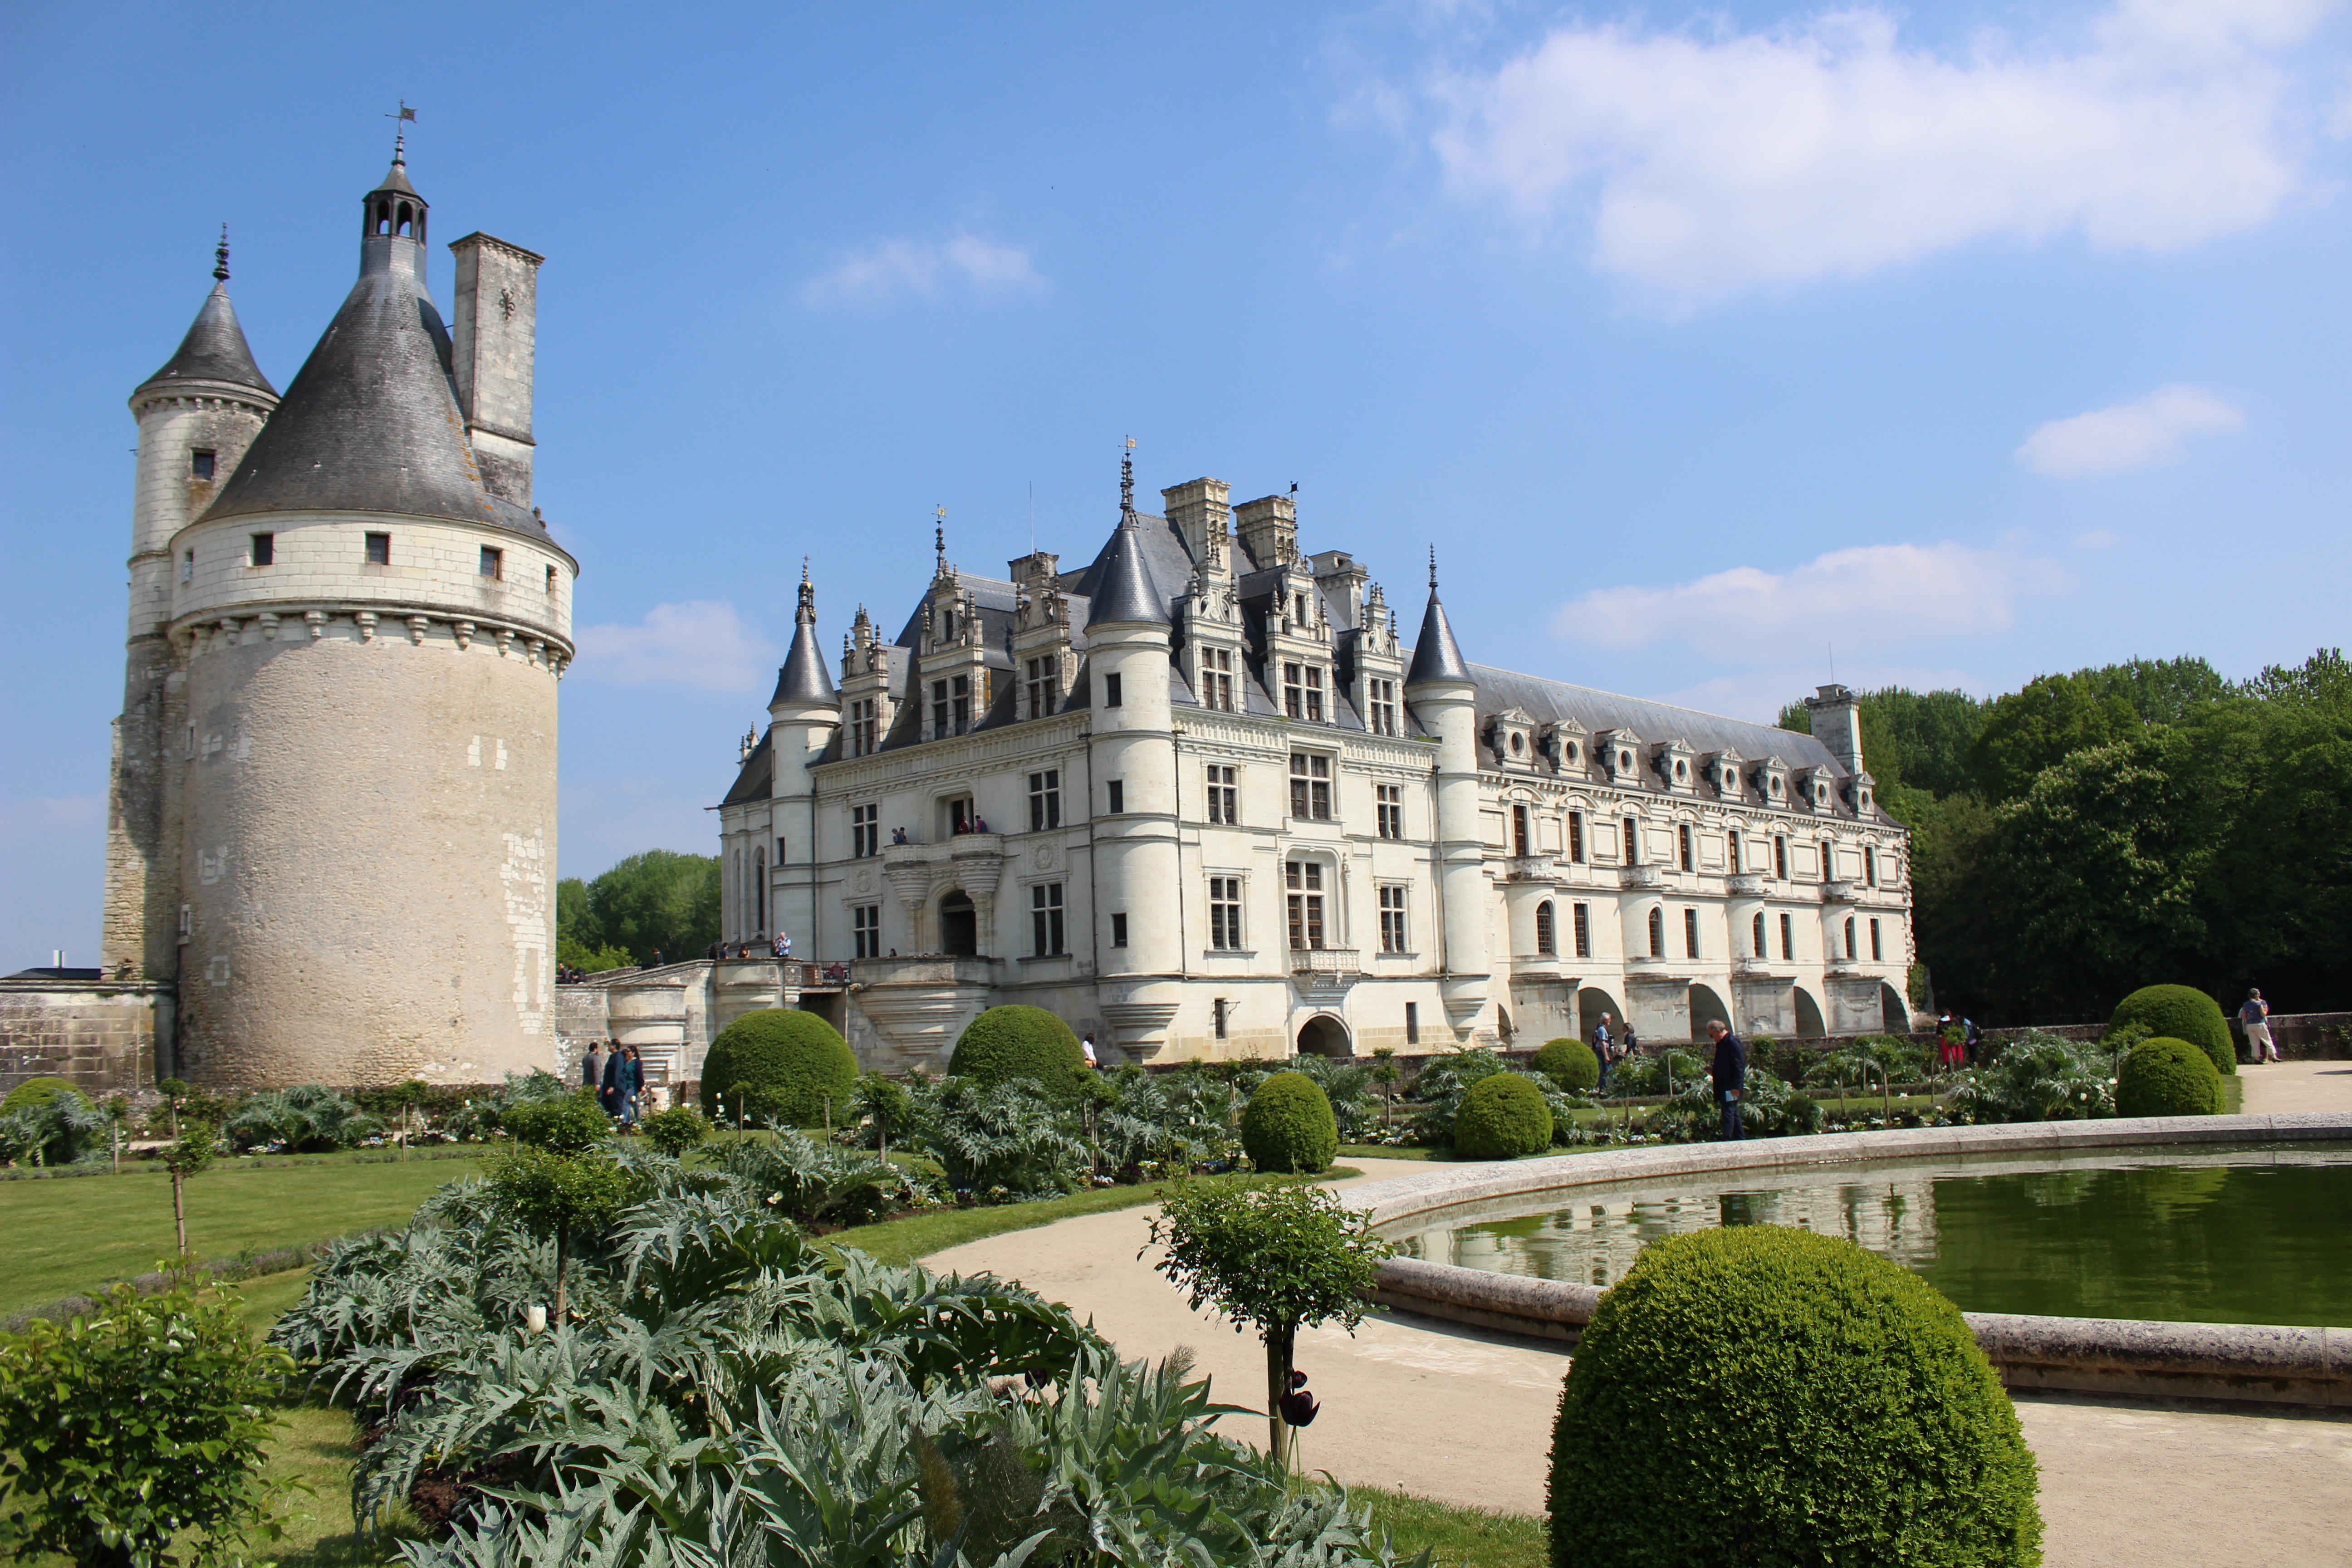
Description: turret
xmin=1085 ymin=449 xmax=1182 ymax=1056
xmin=766 ymin=564 xmax=841 ymax=956
xmin=105 ymin=231 xmax=278 ymax=980
xmin=1404 ymin=552 xmax=1490 ymax=1039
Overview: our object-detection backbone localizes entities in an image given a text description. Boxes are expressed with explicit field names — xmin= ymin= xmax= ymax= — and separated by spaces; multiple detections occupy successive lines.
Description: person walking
xmin=1706 ymin=1020 xmax=1747 ymax=1142
xmin=600 ymin=1042 xmax=625 ymax=1117
xmin=582 ymin=1041 xmax=606 ymax=1094
xmin=1591 ymin=1013 xmax=1614 ymax=1092
xmin=1963 ymin=1017 xmax=1985 ymax=1068
xmin=2241 ymin=989 xmax=2279 ymax=1063
xmin=1081 ymin=1031 xmax=1100 ymax=1070
xmin=619 ymin=1046 xmax=644 ymax=1127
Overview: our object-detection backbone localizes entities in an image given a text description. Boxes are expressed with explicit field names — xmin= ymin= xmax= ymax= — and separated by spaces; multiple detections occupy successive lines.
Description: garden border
xmin=1343 ymin=1112 xmax=2352 ymax=1408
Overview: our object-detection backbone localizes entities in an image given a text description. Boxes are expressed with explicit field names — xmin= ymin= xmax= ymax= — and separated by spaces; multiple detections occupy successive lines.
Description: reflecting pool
xmin=1383 ymin=1144 xmax=2352 ymax=1325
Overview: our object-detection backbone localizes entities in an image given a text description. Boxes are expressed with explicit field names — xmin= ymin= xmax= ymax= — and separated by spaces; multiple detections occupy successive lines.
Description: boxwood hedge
xmin=2116 ymin=1035 xmax=2221 ymax=1118
xmin=1240 ymin=1071 xmax=1338 ymax=1174
xmin=1531 ymin=1038 xmax=1600 ymax=1093
xmin=2108 ymin=985 xmax=2234 ymax=1077
xmin=947 ymin=1005 xmax=1088 ymax=1098
xmin=698 ymin=1009 xmax=859 ymax=1125
xmin=1452 ymin=1073 xmax=1553 ymax=1160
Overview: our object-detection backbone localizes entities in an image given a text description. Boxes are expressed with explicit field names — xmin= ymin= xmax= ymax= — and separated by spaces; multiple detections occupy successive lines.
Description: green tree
xmin=161 ymin=1122 xmax=217 ymax=1255
xmin=2079 ymin=655 xmax=2228 ymax=725
xmin=0 ymin=1277 xmax=297 ymax=1568
xmin=1143 ymin=1179 xmax=1392 ymax=1470
xmin=560 ymin=850 xmax=721 ymax=966
xmin=487 ymin=1145 xmax=627 ymax=1320
xmin=1969 ymin=672 xmax=2142 ymax=803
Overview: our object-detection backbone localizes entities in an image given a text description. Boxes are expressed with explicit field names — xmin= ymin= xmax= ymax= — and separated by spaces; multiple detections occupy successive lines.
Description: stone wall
xmin=0 ymin=979 xmax=167 ymax=1099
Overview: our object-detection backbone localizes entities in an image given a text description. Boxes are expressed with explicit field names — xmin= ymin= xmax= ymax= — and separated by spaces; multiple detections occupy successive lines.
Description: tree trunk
xmin=1264 ymin=1324 xmax=1295 ymax=1473
xmin=554 ymin=1225 xmax=569 ymax=1321
xmin=171 ymin=1169 xmax=187 ymax=1255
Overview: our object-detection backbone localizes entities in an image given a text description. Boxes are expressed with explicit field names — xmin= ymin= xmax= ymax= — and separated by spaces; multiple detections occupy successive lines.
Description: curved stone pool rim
xmin=1343 ymin=1112 xmax=2352 ymax=1407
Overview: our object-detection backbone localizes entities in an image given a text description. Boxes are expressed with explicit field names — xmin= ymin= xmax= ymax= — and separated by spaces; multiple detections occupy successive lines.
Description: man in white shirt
xmin=2240 ymin=989 xmax=2278 ymax=1063
xmin=1082 ymin=1032 xmax=1099 ymax=1069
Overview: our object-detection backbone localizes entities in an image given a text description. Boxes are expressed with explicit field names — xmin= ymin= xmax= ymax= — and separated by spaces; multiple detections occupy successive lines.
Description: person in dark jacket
xmin=583 ymin=1042 xmax=605 ymax=1093
xmin=1706 ymin=1020 xmax=1747 ymax=1142
xmin=600 ymin=1044 xmax=625 ymax=1117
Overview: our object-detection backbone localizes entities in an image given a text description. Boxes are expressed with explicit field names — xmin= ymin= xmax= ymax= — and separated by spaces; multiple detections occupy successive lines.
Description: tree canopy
xmin=556 ymin=849 xmax=720 ymax=968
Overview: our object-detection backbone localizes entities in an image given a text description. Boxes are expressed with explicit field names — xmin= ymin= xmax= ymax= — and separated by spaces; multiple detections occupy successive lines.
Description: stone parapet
xmin=0 ymin=979 xmax=169 ymax=1098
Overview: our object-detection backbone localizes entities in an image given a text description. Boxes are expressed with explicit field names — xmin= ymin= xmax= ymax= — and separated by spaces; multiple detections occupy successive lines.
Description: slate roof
xmin=137 ymin=282 xmax=277 ymax=400
xmin=1403 ymin=589 xmax=1470 ymax=686
xmin=771 ymin=574 xmax=838 ymax=708
xmin=1083 ymin=514 xmax=1171 ymax=627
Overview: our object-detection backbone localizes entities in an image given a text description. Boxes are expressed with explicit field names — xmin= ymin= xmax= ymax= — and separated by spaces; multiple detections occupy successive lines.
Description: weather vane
xmin=386 ymin=99 xmax=416 ymax=158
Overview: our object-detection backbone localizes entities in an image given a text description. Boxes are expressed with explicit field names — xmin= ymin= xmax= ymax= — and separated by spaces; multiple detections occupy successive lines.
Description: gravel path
xmin=927 ymin=1154 xmax=2352 ymax=1568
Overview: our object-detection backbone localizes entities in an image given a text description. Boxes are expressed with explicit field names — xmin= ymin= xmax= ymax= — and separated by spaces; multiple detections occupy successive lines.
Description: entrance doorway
xmin=1297 ymin=1014 xmax=1352 ymax=1058
xmin=1576 ymin=987 xmax=1623 ymax=1044
xmin=1687 ymin=984 xmax=1731 ymax=1040
xmin=939 ymin=892 xmax=977 ymax=956
xmin=1879 ymin=982 xmax=1909 ymax=1033
xmin=1793 ymin=986 xmax=1826 ymax=1038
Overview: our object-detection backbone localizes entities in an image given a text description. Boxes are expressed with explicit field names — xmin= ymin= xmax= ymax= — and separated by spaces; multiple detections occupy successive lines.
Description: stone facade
xmin=717 ymin=457 xmax=1915 ymax=1072
xmin=0 ymin=975 xmax=166 ymax=1099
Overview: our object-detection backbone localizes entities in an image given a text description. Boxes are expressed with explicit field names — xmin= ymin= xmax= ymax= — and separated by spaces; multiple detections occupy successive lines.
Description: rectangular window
xmin=1866 ymin=850 xmax=1879 ymax=887
xmin=1032 ymin=882 xmax=1065 ymax=956
xmin=1367 ymin=678 xmax=1399 ymax=736
xmin=1111 ymin=912 xmax=1129 ymax=948
xmin=1573 ymin=902 xmax=1591 ymax=959
xmin=1282 ymin=662 xmax=1325 ymax=721
xmin=1214 ymin=998 xmax=1230 ymax=1039
xmin=1774 ymin=836 xmax=1788 ymax=880
xmin=1285 ymin=860 xmax=1326 ymax=950
xmin=1844 ymin=916 xmax=1857 ymax=960
xmin=776 ymin=836 xmax=787 ymax=866
xmin=1289 ymin=753 xmax=1332 ymax=820
xmin=480 ymin=545 xmax=503 ymax=579
xmin=931 ymin=679 xmax=948 ymax=738
xmin=1028 ymin=769 xmax=1061 ymax=832
xmin=1754 ymin=911 xmax=1767 ymax=957
xmin=1624 ymin=818 xmax=1640 ymax=864
xmin=852 ymin=904 xmax=882 ymax=959
xmin=849 ymin=698 xmax=878 ymax=757
xmin=191 ymin=449 xmax=216 ymax=480
xmin=545 ymin=564 xmax=558 ymax=594
xmin=1200 ymin=646 xmax=1235 ymax=711
xmin=1025 ymin=656 xmax=1058 ymax=720
xmin=249 ymin=533 xmax=274 ymax=566
xmin=1727 ymin=829 xmax=1742 ymax=873
xmin=1206 ymin=764 xmax=1239 ymax=824
xmin=1378 ymin=885 xmax=1407 ymax=954
xmin=181 ymin=549 xmax=194 ymax=583
xmin=1780 ymin=911 xmax=1794 ymax=960
xmin=1513 ymin=806 xmax=1532 ymax=858
xmin=1106 ymin=779 xmax=1125 ymax=814
xmin=1376 ymin=784 xmax=1403 ymax=840
xmin=850 ymin=803 xmax=879 ymax=858
xmin=1406 ymin=1001 xmax=1420 ymax=1046
xmin=946 ymin=796 xmax=975 ymax=835
xmin=364 ymin=531 xmax=391 ymax=565
xmin=1822 ymin=838 xmax=1835 ymax=882
xmin=1102 ymin=671 xmax=1122 ymax=708
xmin=1208 ymin=876 xmax=1245 ymax=950
xmin=1870 ymin=918 xmax=1883 ymax=961
xmin=951 ymin=675 xmax=970 ymax=734
xmin=1678 ymin=824 xmax=1694 ymax=872
xmin=1685 ymin=907 xmax=1700 ymax=959
xmin=1568 ymin=812 xmax=1585 ymax=863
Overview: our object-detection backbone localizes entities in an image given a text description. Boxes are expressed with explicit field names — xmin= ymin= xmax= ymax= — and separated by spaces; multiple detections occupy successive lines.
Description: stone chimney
xmin=1234 ymin=492 xmax=1297 ymax=570
xmin=1803 ymin=683 xmax=1865 ymax=775
xmin=448 ymin=232 xmax=544 ymax=507
xmin=1161 ymin=477 xmax=1232 ymax=564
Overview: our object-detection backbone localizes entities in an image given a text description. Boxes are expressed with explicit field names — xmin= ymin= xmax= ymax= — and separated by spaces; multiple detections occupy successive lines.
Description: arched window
xmin=1647 ymin=906 xmax=1664 ymax=957
xmin=1678 ymin=824 xmax=1694 ymax=871
xmin=1753 ymin=911 xmax=1766 ymax=957
xmin=375 ymin=199 xmax=393 ymax=235
xmin=1624 ymin=817 xmax=1639 ymax=864
xmin=397 ymin=202 xmax=414 ymax=236
xmin=1535 ymin=901 xmax=1556 ymax=956
xmin=1844 ymin=916 xmax=1857 ymax=960
xmin=753 ymin=848 xmax=766 ymax=934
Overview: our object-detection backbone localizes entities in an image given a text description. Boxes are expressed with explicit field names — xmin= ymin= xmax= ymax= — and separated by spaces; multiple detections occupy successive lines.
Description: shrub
xmin=0 ymin=1277 xmax=295 ymax=1566
xmin=1452 ymin=1073 xmax=1554 ymax=1159
xmin=1240 ymin=1072 xmax=1339 ymax=1174
xmin=947 ymin=1004 xmax=1088 ymax=1098
xmin=1531 ymin=1038 xmax=1600 ymax=1093
xmin=699 ymin=1008 xmax=860 ymax=1124
xmin=223 ymin=1084 xmax=383 ymax=1152
xmin=1549 ymin=1226 xmax=2042 ymax=1567
xmin=0 ymin=1077 xmax=75 ymax=1115
xmin=0 ymin=1085 xmax=109 ymax=1168
xmin=2117 ymin=1036 xmax=2221 ymax=1118
xmin=500 ymin=1089 xmax=614 ymax=1153
xmin=2109 ymin=985 xmax=2234 ymax=1077
xmin=1945 ymin=1033 xmax=2117 ymax=1124
xmin=640 ymin=1104 xmax=709 ymax=1158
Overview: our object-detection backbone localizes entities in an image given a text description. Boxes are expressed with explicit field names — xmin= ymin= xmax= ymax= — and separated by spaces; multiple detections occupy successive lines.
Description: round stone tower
xmin=160 ymin=144 xmax=575 ymax=1086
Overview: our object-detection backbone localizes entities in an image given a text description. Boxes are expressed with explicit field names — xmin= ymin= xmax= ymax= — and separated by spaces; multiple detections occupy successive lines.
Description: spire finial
xmin=386 ymin=99 xmax=416 ymax=163
xmin=796 ymin=556 xmax=817 ymax=624
xmin=212 ymin=223 xmax=230 ymax=283
xmin=934 ymin=505 xmax=948 ymax=574
xmin=1120 ymin=436 xmax=1136 ymax=522
xmin=1428 ymin=544 xmax=1439 ymax=592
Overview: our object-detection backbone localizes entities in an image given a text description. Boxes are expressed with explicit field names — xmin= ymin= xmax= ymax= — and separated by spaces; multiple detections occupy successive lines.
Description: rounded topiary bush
xmin=2117 ymin=1036 xmax=2222 ymax=1118
xmin=1452 ymin=1073 xmax=1553 ymax=1160
xmin=947 ymin=1005 xmax=1088 ymax=1097
xmin=698 ymin=1009 xmax=859 ymax=1125
xmin=1241 ymin=1071 xmax=1339 ymax=1174
xmin=2109 ymin=985 xmax=2234 ymax=1077
xmin=1550 ymin=1225 xmax=2042 ymax=1568
xmin=1531 ymin=1038 xmax=1600 ymax=1093
xmin=1 ymin=1076 xmax=76 ymax=1114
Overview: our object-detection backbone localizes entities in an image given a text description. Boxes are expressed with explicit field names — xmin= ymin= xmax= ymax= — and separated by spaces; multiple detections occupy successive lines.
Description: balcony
xmin=1619 ymin=865 xmax=1663 ymax=890
xmin=1725 ymin=873 xmax=1766 ymax=895
xmin=1504 ymin=855 xmax=1555 ymax=883
xmin=1820 ymin=879 xmax=1858 ymax=904
xmin=1289 ymin=947 xmax=1362 ymax=997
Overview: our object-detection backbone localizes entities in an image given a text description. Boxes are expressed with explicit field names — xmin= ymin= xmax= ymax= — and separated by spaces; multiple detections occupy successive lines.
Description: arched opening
xmin=939 ymin=891 xmax=977 ymax=956
xmin=1297 ymin=1013 xmax=1351 ymax=1058
xmin=1688 ymin=983 xmax=1731 ymax=1040
xmin=397 ymin=202 xmax=414 ymax=235
xmin=1495 ymin=1004 xmax=1515 ymax=1044
xmin=1879 ymin=982 xmax=1909 ymax=1033
xmin=374 ymin=199 xmax=392 ymax=235
xmin=1576 ymin=986 xmax=1623 ymax=1044
xmin=1535 ymin=901 xmax=1556 ymax=956
xmin=1646 ymin=906 xmax=1664 ymax=958
xmin=1793 ymin=986 xmax=1827 ymax=1038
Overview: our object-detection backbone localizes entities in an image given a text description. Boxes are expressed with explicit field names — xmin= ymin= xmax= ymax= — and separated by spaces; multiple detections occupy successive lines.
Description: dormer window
xmin=1510 ymin=732 xmax=1524 ymax=756
xmin=1674 ymin=760 xmax=1688 ymax=782
xmin=1564 ymin=741 xmax=1580 ymax=764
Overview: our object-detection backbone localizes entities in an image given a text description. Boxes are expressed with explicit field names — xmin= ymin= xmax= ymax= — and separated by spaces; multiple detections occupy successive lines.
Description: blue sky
xmin=5 ymin=0 xmax=2349 ymax=967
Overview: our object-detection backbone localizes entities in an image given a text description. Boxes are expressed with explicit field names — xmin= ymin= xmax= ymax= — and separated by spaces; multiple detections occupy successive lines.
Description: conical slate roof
xmin=137 ymin=282 xmax=276 ymax=400
xmin=770 ymin=570 xmax=838 ymax=708
xmin=1083 ymin=514 xmax=1169 ymax=629
xmin=1404 ymin=586 xmax=1471 ymax=686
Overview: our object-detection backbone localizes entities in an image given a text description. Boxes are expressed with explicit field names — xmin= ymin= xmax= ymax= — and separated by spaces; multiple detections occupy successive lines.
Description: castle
xmin=93 ymin=142 xmax=573 ymax=1087
xmin=710 ymin=455 xmax=1915 ymax=1071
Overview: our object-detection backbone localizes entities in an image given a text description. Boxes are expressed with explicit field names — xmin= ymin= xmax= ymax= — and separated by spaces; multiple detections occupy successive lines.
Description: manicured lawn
xmin=834 ymin=1167 xmax=1361 ymax=1265
xmin=1357 ymin=1484 xmax=1546 ymax=1568
xmin=0 ymin=1156 xmax=482 ymax=1318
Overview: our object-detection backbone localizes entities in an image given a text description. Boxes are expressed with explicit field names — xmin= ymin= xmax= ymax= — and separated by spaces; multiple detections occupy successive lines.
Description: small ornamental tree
xmin=488 ymin=1089 xmax=623 ymax=1317
xmin=640 ymin=1103 xmax=709 ymax=1159
xmin=155 ymin=1077 xmax=191 ymax=1140
xmin=1143 ymin=1178 xmax=1392 ymax=1470
xmin=161 ymin=1122 xmax=217 ymax=1255
xmin=1370 ymin=1047 xmax=1401 ymax=1130
xmin=0 ymin=1277 xmax=296 ymax=1568
xmin=1453 ymin=1073 xmax=1554 ymax=1159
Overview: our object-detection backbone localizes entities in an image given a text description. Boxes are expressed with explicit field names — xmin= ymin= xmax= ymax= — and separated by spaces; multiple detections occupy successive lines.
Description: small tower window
xmin=1685 ymin=907 xmax=1700 ymax=959
xmin=545 ymin=564 xmax=558 ymax=594
xmin=365 ymin=532 xmax=391 ymax=565
xmin=190 ymin=450 xmax=216 ymax=480
xmin=1111 ymin=912 xmax=1129 ymax=948
xmin=1753 ymin=911 xmax=1766 ymax=957
xmin=249 ymin=533 xmax=274 ymax=567
xmin=1678 ymin=824 xmax=1694 ymax=871
xmin=1106 ymin=780 xmax=1125 ymax=815
xmin=1535 ymin=901 xmax=1556 ymax=956
xmin=1647 ymin=906 xmax=1664 ymax=958
xmin=480 ymin=546 xmax=504 ymax=579
xmin=1845 ymin=916 xmax=1858 ymax=960
xmin=1102 ymin=672 xmax=1122 ymax=708
xmin=397 ymin=202 xmax=414 ymax=236
xmin=180 ymin=549 xmax=193 ymax=583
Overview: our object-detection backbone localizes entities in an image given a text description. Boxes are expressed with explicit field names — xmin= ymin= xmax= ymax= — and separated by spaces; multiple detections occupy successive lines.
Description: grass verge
xmin=1355 ymin=1484 xmax=1546 ymax=1568
xmin=834 ymin=1167 xmax=1360 ymax=1266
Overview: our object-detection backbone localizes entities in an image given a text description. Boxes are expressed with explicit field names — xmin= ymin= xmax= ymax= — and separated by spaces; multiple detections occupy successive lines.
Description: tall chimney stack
xmin=448 ymin=232 xmax=544 ymax=507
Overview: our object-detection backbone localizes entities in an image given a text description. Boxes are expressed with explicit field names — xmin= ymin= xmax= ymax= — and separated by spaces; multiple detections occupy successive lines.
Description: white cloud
xmin=1428 ymin=0 xmax=2330 ymax=307
xmin=573 ymin=601 xmax=779 ymax=692
xmin=1553 ymin=540 xmax=2054 ymax=655
xmin=2015 ymin=383 xmax=2246 ymax=475
xmin=801 ymin=232 xmax=1044 ymax=306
